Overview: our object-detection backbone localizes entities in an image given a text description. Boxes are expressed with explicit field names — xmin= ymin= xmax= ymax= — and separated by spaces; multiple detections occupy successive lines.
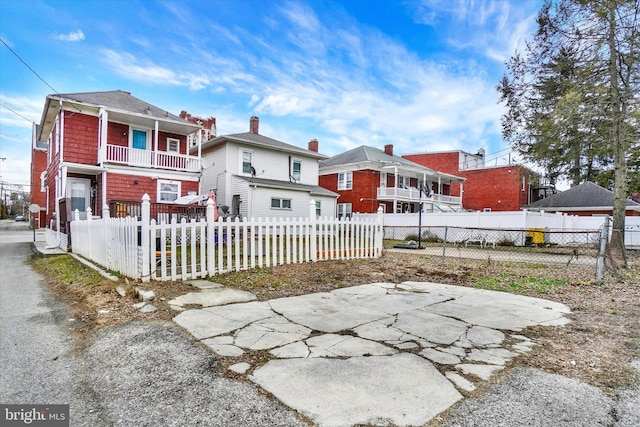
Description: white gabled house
xmin=194 ymin=117 xmax=338 ymax=219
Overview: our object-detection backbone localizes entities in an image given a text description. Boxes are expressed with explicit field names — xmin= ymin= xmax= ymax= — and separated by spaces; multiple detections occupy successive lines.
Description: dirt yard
xmin=32 ymin=251 xmax=640 ymax=397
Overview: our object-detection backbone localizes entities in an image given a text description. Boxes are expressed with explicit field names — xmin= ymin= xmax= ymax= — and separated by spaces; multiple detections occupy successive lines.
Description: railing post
xmin=309 ymin=200 xmax=317 ymax=262
xmin=375 ymin=205 xmax=384 ymax=257
xmin=140 ymin=193 xmax=151 ymax=282
xmin=596 ymin=216 xmax=610 ymax=285
xmin=74 ymin=209 xmax=80 ymax=222
xmin=206 ymin=197 xmax=215 ymax=276
xmin=102 ymin=204 xmax=110 ymax=219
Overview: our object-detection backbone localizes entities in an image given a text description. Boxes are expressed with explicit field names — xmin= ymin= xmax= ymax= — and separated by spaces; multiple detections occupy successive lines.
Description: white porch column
xmin=154 ymin=120 xmax=159 ymax=167
xmin=393 ymin=164 xmax=398 ymax=213
xmin=98 ymin=108 xmax=108 ymax=165
xmin=197 ymin=129 xmax=202 ymax=163
xmin=460 ymin=181 xmax=464 ymax=206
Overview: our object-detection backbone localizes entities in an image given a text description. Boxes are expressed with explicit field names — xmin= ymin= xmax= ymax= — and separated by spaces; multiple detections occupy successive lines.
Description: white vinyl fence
xmin=355 ymin=210 xmax=640 ymax=247
xmin=70 ymin=194 xmax=383 ymax=282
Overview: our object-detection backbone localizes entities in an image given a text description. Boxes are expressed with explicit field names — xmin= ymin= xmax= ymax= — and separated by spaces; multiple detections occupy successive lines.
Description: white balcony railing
xmin=105 ymin=145 xmax=200 ymax=172
xmin=377 ymin=187 xmax=461 ymax=205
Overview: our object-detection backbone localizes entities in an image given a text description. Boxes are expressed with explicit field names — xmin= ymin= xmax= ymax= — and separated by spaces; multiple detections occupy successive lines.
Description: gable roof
xmin=198 ymin=132 xmax=327 ymax=159
xmin=525 ymin=181 xmax=640 ymax=210
xmin=38 ymin=90 xmax=199 ymax=141
xmin=319 ymin=145 xmax=465 ymax=182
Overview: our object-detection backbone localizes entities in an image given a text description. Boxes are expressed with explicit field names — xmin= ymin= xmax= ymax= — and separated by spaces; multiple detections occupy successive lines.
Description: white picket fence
xmin=70 ymin=194 xmax=383 ymax=282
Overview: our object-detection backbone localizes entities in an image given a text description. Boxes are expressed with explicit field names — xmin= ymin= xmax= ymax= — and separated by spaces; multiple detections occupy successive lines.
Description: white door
xmin=69 ymin=178 xmax=91 ymax=219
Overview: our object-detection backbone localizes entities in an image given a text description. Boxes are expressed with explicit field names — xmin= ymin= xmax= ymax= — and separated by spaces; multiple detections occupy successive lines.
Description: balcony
xmin=105 ymin=145 xmax=200 ymax=173
xmin=377 ymin=186 xmax=461 ymax=206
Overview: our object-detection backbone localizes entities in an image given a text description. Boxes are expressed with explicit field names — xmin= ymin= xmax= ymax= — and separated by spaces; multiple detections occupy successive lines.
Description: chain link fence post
xmin=595 ymin=216 xmax=610 ymax=285
xmin=442 ymin=225 xmax=448 ymax=262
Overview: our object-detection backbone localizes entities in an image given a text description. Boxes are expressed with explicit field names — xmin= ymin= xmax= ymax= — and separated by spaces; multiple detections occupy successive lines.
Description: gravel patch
xmin=74 ymin=321 xmax=306 ymax=427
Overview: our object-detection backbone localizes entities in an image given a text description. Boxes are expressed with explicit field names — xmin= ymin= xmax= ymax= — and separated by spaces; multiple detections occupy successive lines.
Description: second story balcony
xmin=377 ymin=186 xmax=461 ymax=206
xmin=105 ymin=145 xmax=201 ymax=173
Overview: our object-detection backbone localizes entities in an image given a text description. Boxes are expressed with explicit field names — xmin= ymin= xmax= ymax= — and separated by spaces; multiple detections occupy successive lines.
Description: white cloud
xmin=101 ymin=49 xmax=211 ymax=90
xmin=54 ymin=29 xmax=85 ymax=42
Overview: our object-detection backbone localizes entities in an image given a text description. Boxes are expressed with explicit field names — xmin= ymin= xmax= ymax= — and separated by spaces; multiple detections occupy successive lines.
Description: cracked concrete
xmin=173 ymin=281 xmax=572 ymax=426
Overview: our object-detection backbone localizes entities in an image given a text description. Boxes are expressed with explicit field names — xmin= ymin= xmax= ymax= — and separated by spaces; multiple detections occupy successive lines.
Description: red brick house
xmin=319 ymin=144 xmax=465 ymax=216
xmin=36 ymin=90 xmax=210 ymax=236
xmin=30 ymin=123 xmax=47 ymax=228
xmin=403 ymin=150 xmax=545 ymax=212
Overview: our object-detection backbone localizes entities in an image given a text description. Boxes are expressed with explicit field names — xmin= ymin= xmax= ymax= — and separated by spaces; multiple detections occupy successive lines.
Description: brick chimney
xmin=308 ymin=138 xmax=318 ymax=152
xmin=384 ymin=144 xmax=393 ymax=156
xmin=250 ymin=116 xmax=259 ymax=134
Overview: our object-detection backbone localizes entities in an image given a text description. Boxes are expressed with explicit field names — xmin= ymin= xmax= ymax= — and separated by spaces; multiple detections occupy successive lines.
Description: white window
xmin=337 ymin=203 xmax=352 ymax=219
xmin=291 ymin=160 xmax=301 ymax=182
xmin=167 ymin=138 xmax=180 ymax=153
xmin=338 ymin=172 xmax=352 ymax=190
xmin=242 ymin=150 xmax=253 ymax=174
xmin=315 ymin=200 xmax=321 ymax=217
xmin=40 ymin=171 xmax=47 ymax=192
xmin=158 ymin=180 xmax=181 ymax=202
xmin=271 ymin=198 xmax=292 ymax=210
xmin=380 ymin=172 xmax=386 ymax=187
xmin=396 ymin=175 xmax=410 ymax=189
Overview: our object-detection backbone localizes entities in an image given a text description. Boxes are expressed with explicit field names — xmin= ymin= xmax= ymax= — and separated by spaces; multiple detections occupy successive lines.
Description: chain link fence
xmin=383 ymin=223 xmax=640 ymax=284
xmin=383 ymin=225 xmax=607 ymax=281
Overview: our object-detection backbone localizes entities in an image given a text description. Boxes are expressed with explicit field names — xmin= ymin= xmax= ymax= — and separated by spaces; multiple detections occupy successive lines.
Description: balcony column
xmin=154 ymin=120 xmax=159 ymax=168
xmin=98 ymin=108 xmax=108 ymax=166
xmin=197 ymin=128 xmax=202 ymax=163
xmin=393 ymin=164 xmax=398 ymax=213
xmin=460 ymin=181 xmax=464 ymax=206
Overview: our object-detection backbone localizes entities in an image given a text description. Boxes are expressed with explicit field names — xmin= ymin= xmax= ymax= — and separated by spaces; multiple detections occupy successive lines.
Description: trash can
xmin=527 ymin=228 xmax=545 ymax=245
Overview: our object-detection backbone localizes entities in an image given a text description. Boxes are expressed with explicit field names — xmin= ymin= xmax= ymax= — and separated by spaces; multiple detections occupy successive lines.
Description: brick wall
xmin=105 ymin=174 xmax=198 ymax=204
xmin=403 ymin=152 xmax=535 ymax=211
xmin=319 ymin=170 xmax=382 ymax=213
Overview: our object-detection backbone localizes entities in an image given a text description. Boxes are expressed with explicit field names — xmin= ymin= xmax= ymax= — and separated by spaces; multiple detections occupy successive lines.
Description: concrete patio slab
xmin=167 ymin=288 xmax=257 ymax=308
xmin=172 ymin=281 xmax=572 ymax=426
xmin=250 ymin=353 xmax=462 ymax=427
xmin=173 ymin=301 xmax=273 ymax=339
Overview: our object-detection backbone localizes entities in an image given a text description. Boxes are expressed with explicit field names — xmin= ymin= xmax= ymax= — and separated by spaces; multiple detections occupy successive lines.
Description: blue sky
xmin=0 ymin=0 xmax=543 ymax=191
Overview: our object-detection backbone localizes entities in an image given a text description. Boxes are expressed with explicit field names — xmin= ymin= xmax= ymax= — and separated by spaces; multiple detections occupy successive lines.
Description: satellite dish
xmin=250 ymin=166 xmax=256 ymax=177
xmin=29 ymin=204 xmax=41 ymax=213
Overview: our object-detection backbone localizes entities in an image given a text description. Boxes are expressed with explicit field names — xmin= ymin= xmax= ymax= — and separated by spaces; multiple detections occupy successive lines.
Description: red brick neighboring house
xmin=403 ymin=150 xmax=546 ymax=212
xmin=36 ymin=90 xmax=209 ymax=237
xmin=319 ymin=144 xmax=465 ymax=216
xmin=524 ymin=181 xmax=640 ymax=216
xmin=30 ymin=123 xmax=47 ymax=228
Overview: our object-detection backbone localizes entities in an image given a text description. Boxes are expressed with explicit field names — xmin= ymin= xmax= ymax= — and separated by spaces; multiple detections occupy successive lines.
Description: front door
xmin=132 ymin=129 xmax=147 ymax=150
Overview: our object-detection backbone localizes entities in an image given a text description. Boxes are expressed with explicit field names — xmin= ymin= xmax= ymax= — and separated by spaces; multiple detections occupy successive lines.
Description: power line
xmin=0 ymin=102 xmax=33 ymax=123
xmin=0 ymin=37 xmax=59 ymax=94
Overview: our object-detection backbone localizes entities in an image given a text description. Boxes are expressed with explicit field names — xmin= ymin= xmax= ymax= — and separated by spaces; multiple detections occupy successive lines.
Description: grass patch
xmin=473 ymin=273 xmax=569 ymax=295
xmin=32 ymin=255 xmax=105 ymax=287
